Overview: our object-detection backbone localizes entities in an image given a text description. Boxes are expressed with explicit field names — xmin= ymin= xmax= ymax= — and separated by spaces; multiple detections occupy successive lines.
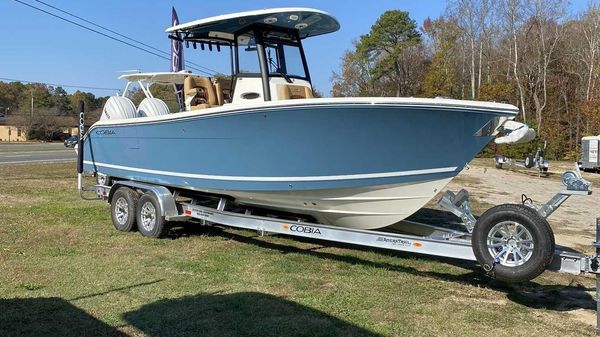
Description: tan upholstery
xmin=214 ymin=79 xmax=232 ymax=105
xmin=184 ymin=76 xmax=218 ymax=110
xmin=277 ymin=85 xmax=314 ymax=100
xmin=190 ymin=103 xmax=211 ymax=111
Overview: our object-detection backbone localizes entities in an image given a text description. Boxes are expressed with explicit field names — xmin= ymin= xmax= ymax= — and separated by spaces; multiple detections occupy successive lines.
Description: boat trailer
xmin=91 ymin=167 xmax=594 ymax=268
xmin=84 ymin=164 xmax=600 ymax=327
xmin=494 ymin=141 xmax=550 ymax=177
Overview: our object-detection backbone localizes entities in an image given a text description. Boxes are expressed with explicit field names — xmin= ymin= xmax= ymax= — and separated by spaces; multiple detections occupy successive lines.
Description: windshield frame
xmin=233 ymin=25 xmax=312 ymax=84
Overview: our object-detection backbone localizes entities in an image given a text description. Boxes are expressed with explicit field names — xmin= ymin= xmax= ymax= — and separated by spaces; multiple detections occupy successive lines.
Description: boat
xmin=82 ymin=8 xmax=519 ymax=230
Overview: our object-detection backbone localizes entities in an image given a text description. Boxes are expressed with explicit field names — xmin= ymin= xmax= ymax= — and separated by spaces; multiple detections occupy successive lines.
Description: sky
xmin=0 ymin=0 xmax=591 ymax=97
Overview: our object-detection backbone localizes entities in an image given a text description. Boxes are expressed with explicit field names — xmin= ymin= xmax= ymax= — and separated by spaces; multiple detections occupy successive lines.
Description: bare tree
xmin=499 ymin=0 xmax=528 ymax=121
xmin=579 ymin=2 xmax=600 ymax=101
xmin=524 ymin=0 xmax=566 ymax=132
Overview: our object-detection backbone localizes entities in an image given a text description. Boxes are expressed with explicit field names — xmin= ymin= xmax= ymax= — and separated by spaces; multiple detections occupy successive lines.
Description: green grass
xmin=0 ymin=142 xmax=67 ymax=153
xmin=0 ymin=163 xmax=597 ymax=336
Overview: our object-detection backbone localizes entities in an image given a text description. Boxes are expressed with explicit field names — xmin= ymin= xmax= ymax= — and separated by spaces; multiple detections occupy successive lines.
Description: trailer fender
xmin=108 ymin=181 xmax=178 ymax=219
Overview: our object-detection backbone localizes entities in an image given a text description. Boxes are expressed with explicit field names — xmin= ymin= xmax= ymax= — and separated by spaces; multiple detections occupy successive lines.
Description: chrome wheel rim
xmin=115 ymin=197 xmax=129 ymax=225
xmin=487 ymin=221 xmax=534 ymax=267
xmin=140 ymin=201 xmax=156 ymax=232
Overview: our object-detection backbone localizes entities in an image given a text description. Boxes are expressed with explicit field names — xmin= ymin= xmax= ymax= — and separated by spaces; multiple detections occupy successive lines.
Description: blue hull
xmin=83 ymin=102 xmax=508 ymax=192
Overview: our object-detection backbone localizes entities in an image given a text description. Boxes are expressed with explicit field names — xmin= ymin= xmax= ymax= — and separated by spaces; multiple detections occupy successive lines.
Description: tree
xmin=499 ymin=0 xmax=529 ymax=121
xmin=577 ymin=3 xmax=600 ymax=102
xmin=357 ymin=10 xmax=422 ymax=97
xmin=331 ymin=48 xmax=383 ymax=97
xmin=0 ymin=81 xmax=25 ymax=113
xmin=522 ymin=0 xmax=566 ymax=134
xmin=422 ymin=18 xmax=461 ymax=97
xmin=69 ymin=90 xmax=95 ymax=113
xmin=51 ymin=86 xmax=73 ymax=115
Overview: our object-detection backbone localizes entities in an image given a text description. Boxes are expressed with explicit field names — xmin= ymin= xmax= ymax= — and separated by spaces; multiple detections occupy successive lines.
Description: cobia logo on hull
xmin=96 ymin=130 xmax=116 ymax=135
xmin=281 ymin=224 xmax=322 ymax=235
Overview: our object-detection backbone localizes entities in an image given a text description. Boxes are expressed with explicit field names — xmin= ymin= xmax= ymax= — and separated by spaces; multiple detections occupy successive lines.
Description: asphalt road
xmin=0 ymin=143 xmax=76 ymax=165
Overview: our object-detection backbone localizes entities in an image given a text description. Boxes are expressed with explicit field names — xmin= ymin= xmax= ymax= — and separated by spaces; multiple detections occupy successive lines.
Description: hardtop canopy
xmin=166 ymin=8 xmax=340 ymax=43
xmin=118 ymin=71 xmax=197 ymax=85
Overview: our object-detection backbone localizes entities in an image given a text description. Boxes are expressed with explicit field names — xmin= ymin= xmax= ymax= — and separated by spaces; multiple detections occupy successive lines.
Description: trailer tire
xmin=524 ymin=155 xmax=534 ymax=168
xmin=136 ymin=192 xmax=168 ymax=238
xmin=472 ymin=204 xmax=554 ymax=283
xmin=110 ymin=187 xmax=139 ymax=232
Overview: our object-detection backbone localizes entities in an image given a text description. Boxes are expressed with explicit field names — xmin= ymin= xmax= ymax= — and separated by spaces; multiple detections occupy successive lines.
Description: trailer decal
xmin=376 ymin=237 xmax=412 ymax=247
xmin=282 ymin=224 xmax=322 ymax=235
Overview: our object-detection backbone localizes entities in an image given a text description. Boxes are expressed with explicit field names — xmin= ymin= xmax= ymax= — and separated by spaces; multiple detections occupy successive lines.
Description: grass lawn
xmin=0 ymin=142 xmax=68 ymax=153
xmin=0 ymin=163 xmax=597 ymax=336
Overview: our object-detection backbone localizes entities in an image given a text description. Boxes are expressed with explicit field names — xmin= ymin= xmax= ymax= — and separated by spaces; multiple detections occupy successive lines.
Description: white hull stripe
xmin=83 ymin=161 xmax=458 ymax=182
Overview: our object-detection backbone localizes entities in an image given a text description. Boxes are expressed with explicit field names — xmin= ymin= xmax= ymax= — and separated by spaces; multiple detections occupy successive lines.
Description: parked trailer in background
xmin=581 ymin=135 xmax=600 ymax=173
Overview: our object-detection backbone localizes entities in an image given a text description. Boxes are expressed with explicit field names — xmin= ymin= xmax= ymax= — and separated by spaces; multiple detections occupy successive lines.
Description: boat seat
xmin=184 ymin=76 xmax=218 ymax=110
xmin=277 ymin=84 xmax=314 ymax=100
xmin=137 ymin=98 xmax=170 ymax=117
xmin=214 ymin=78 xmax=232 ymax=105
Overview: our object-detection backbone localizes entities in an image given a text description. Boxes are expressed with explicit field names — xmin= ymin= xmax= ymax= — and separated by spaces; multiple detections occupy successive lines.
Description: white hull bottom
xmin=227 ymin=177 xmax=455 ymax=229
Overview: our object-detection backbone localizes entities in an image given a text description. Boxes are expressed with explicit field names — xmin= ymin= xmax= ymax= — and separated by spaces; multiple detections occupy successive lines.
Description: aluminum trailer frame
xmin=93 ymin=170 xmax=599 ymax=278
xmin=89 ymin=163 xmax=600 ymax=327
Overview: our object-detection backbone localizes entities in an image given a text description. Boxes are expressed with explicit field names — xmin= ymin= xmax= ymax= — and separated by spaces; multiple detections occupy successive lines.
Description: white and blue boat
xmin=82 ymin=8 xmax=519 ymax=229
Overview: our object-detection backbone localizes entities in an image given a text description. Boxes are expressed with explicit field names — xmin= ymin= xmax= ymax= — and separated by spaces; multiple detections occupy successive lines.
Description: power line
xmin=31 ymin=0 xmax=221 ymax=75
xmin=0 ymin=76 xmax=120 ymax=92
xmin=12 ymin=0 xmax=216 ymax=76
xmin=32 ymin=1 xmax=169 ymax=59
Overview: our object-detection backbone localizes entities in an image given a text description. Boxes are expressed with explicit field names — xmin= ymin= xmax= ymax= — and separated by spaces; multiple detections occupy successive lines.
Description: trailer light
xmin=184 ymin=210 xmax=192 ymax=215
xmin=97 ymin=174 xmax=109 ymax=185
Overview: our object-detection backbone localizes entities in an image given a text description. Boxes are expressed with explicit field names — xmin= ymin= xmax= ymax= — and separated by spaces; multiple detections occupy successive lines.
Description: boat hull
xmin=228 ymin=177 xmax=454 ymax=229
xmin=83 ymin=98 xmax=515 ymax=229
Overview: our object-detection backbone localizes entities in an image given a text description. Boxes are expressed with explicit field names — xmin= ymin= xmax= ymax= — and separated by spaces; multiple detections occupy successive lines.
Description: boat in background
xmin=82 ymin=8 xmax=519 ymax=229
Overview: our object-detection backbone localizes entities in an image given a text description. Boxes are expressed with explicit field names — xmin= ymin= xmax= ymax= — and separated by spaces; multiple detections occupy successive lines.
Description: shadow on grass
xmin=68 ymin=279 xmax=165 ymax=302
xmin=168 ymin=220 xmax=596 ymax=314
xmin=0 ymin=297 xmax=128 ymax=337
xmin=123 ymin=292 xmax=381 ymax=337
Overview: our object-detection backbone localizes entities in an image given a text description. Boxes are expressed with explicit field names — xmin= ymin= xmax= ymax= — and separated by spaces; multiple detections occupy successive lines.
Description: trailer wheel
xmin=524 ymin=155 xmax=534 ymax=168
xmin=472 ymin=204 xmax=555 ymax=283
xmin=110 ymin=187 xmax=139 ymax=232
xmin=136 ymin=192 xmax=168 ymax=238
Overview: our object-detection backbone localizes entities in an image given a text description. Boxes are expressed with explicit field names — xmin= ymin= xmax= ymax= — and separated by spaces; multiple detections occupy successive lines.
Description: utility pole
xmin=30 ymin=90 xmax=34 ymax=123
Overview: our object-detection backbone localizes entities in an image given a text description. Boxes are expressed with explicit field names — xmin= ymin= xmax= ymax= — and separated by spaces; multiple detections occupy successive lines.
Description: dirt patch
xmin=569 ymin=309 xmax=597 ymax=326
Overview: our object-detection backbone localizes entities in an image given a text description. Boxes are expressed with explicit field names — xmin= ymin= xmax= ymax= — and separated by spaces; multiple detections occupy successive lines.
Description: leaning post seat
xmin=184 ymin=76 xmax=218 ymax=110
xmin=137 ymin=98 xmax=170 ymax=117
xmin=277 ymin=84 xmax=314 ymax=100
xmin=100 ymin=96 xmax=137 ymax=120
xmin=214 ymin=78 xmax=233 ymax=105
